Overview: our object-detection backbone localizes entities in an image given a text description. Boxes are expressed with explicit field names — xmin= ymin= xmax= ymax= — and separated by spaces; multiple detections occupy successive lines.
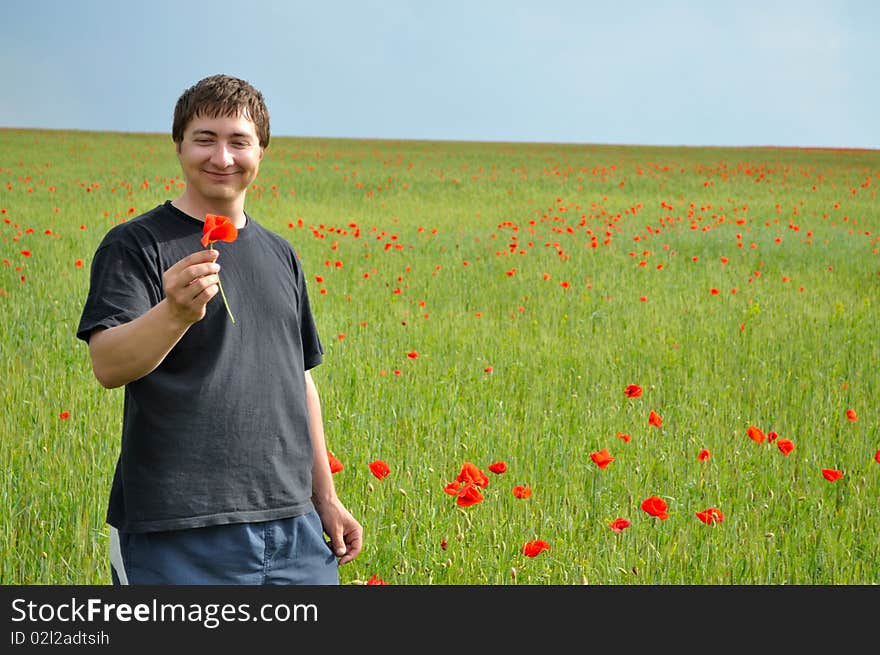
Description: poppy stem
xmin=211 ymin=244 xmax=235 ymax=324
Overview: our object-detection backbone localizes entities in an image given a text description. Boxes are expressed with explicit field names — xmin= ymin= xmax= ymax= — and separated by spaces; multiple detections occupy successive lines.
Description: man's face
xmin=176 ymin=112 xmax=264 ymax=206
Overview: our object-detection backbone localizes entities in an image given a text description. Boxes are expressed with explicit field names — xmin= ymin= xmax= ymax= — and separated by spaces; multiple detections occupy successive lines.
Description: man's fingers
xmin=184 ymin=263 xmax=221 ymax=287
xmin=165 ymin=249 xmax=219 ymax=278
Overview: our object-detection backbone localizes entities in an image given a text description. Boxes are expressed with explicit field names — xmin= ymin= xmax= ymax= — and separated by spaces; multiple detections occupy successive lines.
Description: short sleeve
xmin=76 ymin=235 xmax=162 ymax=342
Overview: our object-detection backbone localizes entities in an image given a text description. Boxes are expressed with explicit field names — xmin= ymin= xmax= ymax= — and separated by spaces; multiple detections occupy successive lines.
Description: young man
xmin=77 ymin=74 xmax=362 ymax=584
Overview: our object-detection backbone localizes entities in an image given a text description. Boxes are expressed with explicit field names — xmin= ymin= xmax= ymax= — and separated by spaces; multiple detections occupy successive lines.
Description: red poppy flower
xmin=624 ymin=384 xmax=643 ymax=398
xmin=641 ymin=495 xmax=669 ymax=520
xmin=821 ymin=468 xmax=843 ymax=482
xmin=875 ymin=449 xmax=880 ymax=465
xmin=488 ymin=461 xmax=507 ymax=474
xmin=58 ymin=411 xmax=70 ymax=420
xmin=200 ymin=213 xmax=238 ymax=322
xmin=845 ymin=408 xmax=857 ymax=422
xmin=407 ymin=350 xmax=419 ymax=359
xmin=695 ymin=507 xmax=724 ymax=525
xmin=327 ymin=450 xmax=344 ymax=474
xmin=512 ymin=485 xmax=532 ymax=499
xmin=697 ymin=448 xmax=711 ymax=462
xmin=590 ymin=448 xmax=615 ymax=469
xmin=456 ymin=484 xmax=484 ymax=508
xmin=767 ymin=431 xmax=779 ymax=443
xmin=522 ymin=539 xmax=550 ymax=557
xmin=368 ymin=460 xmax=390 ymax=480
xmin=201 ymin=213 xmax=238 ymax=247
xmin=648 ymin=410 xmax=663 ymax=428
xmin=776 ymin=439 xmax=795 ymax=456
xmin=747 ymin=425 xmax=766 ymax=443
xmin=609 ymin=518 xmax=631 ymax=533
xmin=616 ymin=432 xmax=632 ymax=443
xmin=365 ymin=574 xmax=387 ymax=585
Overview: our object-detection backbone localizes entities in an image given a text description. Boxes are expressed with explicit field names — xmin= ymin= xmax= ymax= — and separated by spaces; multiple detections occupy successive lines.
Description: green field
xmin=1 ymin=128 xmax=878 ymax=584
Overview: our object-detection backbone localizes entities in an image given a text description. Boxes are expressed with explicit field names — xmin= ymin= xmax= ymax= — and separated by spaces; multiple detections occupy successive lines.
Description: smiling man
xmin=76 ymin=74 xmax=362 ymax=585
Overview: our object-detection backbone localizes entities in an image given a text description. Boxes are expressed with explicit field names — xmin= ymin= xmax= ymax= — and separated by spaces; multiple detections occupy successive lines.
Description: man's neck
xmin=171 ymin=194 xmax=247 ymax=228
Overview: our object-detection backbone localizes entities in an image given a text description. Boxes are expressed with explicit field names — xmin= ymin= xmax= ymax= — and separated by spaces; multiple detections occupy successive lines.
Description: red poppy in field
xmin=74 ymin=259 xmax=83 ymax=268
xmin=368 ymin=460 xmax=390 ymax=480
xmin=695 ymin=507 xmax=724 ymax=525
xmin=821 ymin=468 xmax=843 ymax=482
xmin=365 ymin=574 xmax=387 ymax=585
xmin=488 ymin=461 xmax=507 ymax=474
xmin=845 ymin=408 xmax=857 ymax=422
xmin=522 ymin=540 xmax=550 ymax=557
xmin=407 ymin=350 xmax=419 ymax=359
xmin=327 ymin=450 xmax=344 ymax=474
xmin=59 ymin=411 xmax=70 ymax=420
xmin=483 ymin=365 xmax=493 ymax=374
xmin=20 ymin=249 xmax=31 ymax=257
xmin=648 ymin=410 xmax=663 ymax=428
xmin=641 ymin=495 xmax=669 ymax=520
xmin=444 ymin=462 xmax=490 ymax=507
xmin=609 ymin=518 xmax=631 ymax=534
xmin=767 ymin=431 xmax=779 ymax=443
xmin=698 ymin=448 xmax=711 ymax=462
xmin=512 ymin=485 xmax=532 ymax=499
xmin=201 ymin=213 xmax=238 ymax=247
xmin=747 ymin=425 xmax=766 ymax=443
xmin=874 ymin=449 xmax=880 ymax=465
xmin=776 ymin=439 xmax=795 ymax=456
xmin=200 ymin=214 xmax=238 ymax=323
xmin=590 ymin=449 xmax=615 ymax=469
xmin=624 ymin=384 xmax=643 ymax=398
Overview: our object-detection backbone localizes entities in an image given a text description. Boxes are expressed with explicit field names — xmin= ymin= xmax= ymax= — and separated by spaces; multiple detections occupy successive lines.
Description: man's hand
xmin=314 ymin=497 xmax=363 ymax=566
xmin=163 ymin=249 xmax=222 ymax=325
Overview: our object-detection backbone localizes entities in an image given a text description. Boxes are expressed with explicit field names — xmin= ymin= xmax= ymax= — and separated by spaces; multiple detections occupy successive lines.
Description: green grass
xmin=1 ymin=129 xmax=878 ymax=584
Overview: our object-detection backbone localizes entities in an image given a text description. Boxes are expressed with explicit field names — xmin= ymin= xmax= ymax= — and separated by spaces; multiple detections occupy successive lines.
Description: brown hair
xmin=172 ymin=74 xmax=270 ymax=148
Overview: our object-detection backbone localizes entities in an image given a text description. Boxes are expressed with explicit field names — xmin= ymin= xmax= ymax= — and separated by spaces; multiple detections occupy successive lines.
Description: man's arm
xmin=88 ymin=249 xmax=221 ymax=388
xmin=305 ymin=369 xmax=363 ymax=565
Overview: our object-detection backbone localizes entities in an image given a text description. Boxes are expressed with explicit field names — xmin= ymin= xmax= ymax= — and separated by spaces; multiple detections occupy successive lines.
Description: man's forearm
xmin=305 ymin=370 xmax=339 ymax=505
xmin=87 ymin=300 xmax=190 ymax=388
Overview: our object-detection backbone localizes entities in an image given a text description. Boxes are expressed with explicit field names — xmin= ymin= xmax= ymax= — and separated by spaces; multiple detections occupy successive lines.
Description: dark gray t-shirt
xmin=77 ymin=201 xmax=323 ymax=533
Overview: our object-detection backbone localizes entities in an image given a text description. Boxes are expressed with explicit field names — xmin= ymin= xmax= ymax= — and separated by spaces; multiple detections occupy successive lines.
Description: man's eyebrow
xmin=190 ymin=128 xmax=254 ymax=139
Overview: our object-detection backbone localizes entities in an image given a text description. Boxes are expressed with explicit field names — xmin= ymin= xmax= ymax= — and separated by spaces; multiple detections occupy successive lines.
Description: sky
xmin=1 ymin=0 xmax=877 ymax=149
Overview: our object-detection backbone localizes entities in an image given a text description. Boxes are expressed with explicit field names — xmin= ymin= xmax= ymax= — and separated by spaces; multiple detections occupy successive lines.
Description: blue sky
xmin=1 ymin=0 xmax=877 ymax=149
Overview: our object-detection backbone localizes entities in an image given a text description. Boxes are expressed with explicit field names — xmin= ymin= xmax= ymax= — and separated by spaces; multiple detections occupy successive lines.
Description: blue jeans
xmin=110 ymin=511 xmax=339 ymax=585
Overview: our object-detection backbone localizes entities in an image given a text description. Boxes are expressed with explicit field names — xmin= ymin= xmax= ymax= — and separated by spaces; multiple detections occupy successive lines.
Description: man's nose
xmin=210 ymin=143 xmax=234 ymax=167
